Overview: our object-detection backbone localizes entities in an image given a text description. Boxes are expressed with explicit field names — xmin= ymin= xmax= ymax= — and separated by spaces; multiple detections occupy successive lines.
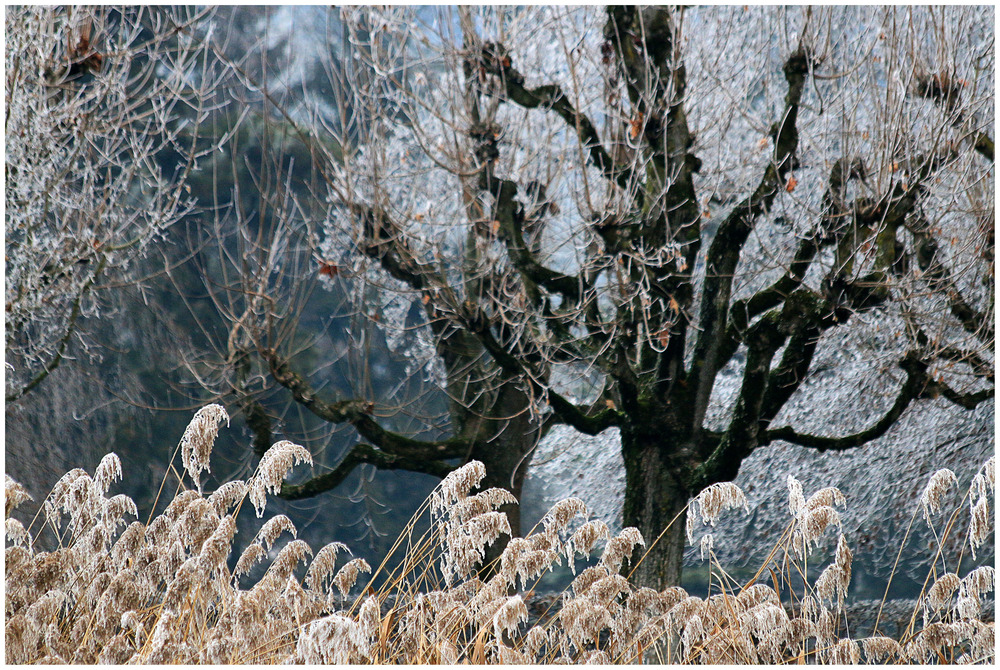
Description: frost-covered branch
xmin=688 ymin=46 xmax=817 ymax=430
xmin=5 ymin=6 xmax=227 ymax=401
xmin=474 ymin=42 xmax=631 ymax=190
xmin=764 ymin=351 xmax=992 ymax=453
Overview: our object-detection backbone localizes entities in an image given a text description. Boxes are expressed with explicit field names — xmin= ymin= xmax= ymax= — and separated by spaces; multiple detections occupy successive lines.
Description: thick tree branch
xmin=973 ymin=132 xmax=994 ymax=161
xmin=350 ymin=202 xmax=493 ymax=380
xmin=722 ymin=236 xmax=824 ymax=372
xmin=757 ymin=324 xmax=822 ymax=429
xmin=461 ymin=307 xmax=623 ymax=434
xmin=688 ymin=47 xmax=814 ymax=430
xmin=692 ymin=290 xmax=828 ymax=486
xmin=352 ymin=204 xmax=445 ymax=292
xmin=761 ymin=351 xmax=993 ymax=451
xmin=912 ymin=70 xmax=994 ymax=163
xmin=240 ymin=398 xmax=274 ymax=456
xmin=466 ymin=113 xmax=611 ymax=362
xmin=728 ymin=158 xmax=866 ymax=341
xmin=766 ymin=388 xmax=918 ymax=453
xmin=279 ymin=443 xmax=458 ymax=500
xmin=603 ymin=7 xmax=702 ymax=400
xmin=478 ymin=43 xmax=631 ymax=190
xmin=261 ymin=347 xmax=468 ymax=459
xmin=909 ymin=225 xmax=994 ymax=345
xmin=934 ymin=384 xmax=994 ymax=409
xmin=547 ymin=389 xmax=622 ymax=436
xmin=488 ymin=177 xmax=587 ymax=306
xmin=905 ymin=323 xmax=995 ymax=382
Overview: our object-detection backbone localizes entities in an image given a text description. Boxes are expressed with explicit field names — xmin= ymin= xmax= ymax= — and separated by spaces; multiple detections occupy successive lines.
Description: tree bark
xmin=621 ymin=429 xmax=690 ymax=590
xmin=468 ymin=382 xmax=541 ymax=572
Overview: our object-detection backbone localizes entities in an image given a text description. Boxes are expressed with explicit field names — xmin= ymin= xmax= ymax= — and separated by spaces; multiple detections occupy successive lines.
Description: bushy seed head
xmin=207 ymin=480 xmax=246 ymax=516
xmin=248 ymin=441 xmax=312 ymax=517
xmin=560 ymin=596 xmax=613 ymax=651
xmin=827 ymin=637 xmax=860 ymax=664
xmin=920 ymin=468 xmax=958 ymax=525
xmin=234 ymin=543 xmax=267 ymax=580
xmin=266 ymin=539 xmax=313 ymax=582
xmin=571 ymin=565 xmax=609 ymax=597
xmin=681 ymin=613 xmax=705 ymax=658
xmin=542 ymin=497 xmax=588 ymax=534
xmin=668 ymin=595 xmax=704 ymax=631
xmin=93 ymin=453 xmax=123 ymax=497
xmin=431 ymin=460 xmax=485 ymax=517
xmin=689 ymin=482 xmax=749 ymax=542
xmin=805 ymin=486 xmax=846 ymax=511
xmin=970 ymin=457 xmax=995 ymax=499
xmin=599 ymin=527 xmax=644 ymax=573
xmin=861 ymin=635 xmax=902 ymax=662
xmin=198 ymin=515 xmax=236 ymax=572
xmin=332 ymin=557 xmax=371 ymax=597
xmin=968 ymin=495 xmax=991 ymax=559
xmin=962 ymin=566 xmax=994 ymax=600
xmin=926 ymin=572 xmax=961 ymax=612
xmin=523 ymin=625 xmax=548 ymax=656
xmin=255 ymin=514 xmax=297 ymax=550
xmin=589 ymin=573 xmax=629 ymax=604
xmin=814 ymin=534 xmax=852 ymax=608
xmin=5 ymin=474 xmax=33 ymax=518
xmin=787 ymin=475 xmax=806 ymax=516
xmin=566 ymin=519 xmax=609 ymax=572
xmin=179 ymin=405 xmax=229 ymax=494
xmin=6 ymin=517 xmax=29 ymax=546
xmin=305 ymin=541 xmax=351 ymax=592
xmin=493 ymin=595 xmax=528 ymax=640
xmin=792 ymin=505 xmax=842 ymax=558
xmin=451 ymin=487 xmax=518 ymax=525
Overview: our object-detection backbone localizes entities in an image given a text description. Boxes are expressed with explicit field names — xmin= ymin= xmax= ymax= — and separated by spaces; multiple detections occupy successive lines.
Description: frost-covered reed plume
xmin=4 ymin=406 xmax=996 ymax=664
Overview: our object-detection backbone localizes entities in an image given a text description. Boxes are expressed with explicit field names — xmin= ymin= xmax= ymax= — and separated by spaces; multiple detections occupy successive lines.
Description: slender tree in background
xmin=4 ymin=6 xmax=225 ymax=403
xmin=191 ymin=8 xmax=551 ymax=545
xmin=242 ymin=5 xmax=990 ymax=589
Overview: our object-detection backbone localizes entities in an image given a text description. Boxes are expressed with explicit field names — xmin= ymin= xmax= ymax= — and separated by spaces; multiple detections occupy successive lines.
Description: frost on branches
xmin=303 ymin=6 xmax=993 ymax=589
xmin=4 ymin=6 xmax=226 ymax=401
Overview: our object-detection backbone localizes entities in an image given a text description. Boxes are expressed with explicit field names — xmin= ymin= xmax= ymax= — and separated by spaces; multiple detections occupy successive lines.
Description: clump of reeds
xmin=4 ymin=406 xmax=995 ymax=663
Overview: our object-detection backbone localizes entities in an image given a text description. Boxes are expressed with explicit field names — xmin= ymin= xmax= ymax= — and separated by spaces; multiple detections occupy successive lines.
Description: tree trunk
xmin=621 ymin=432 xmax=689 ymax=590
xmin=467 ymin=382 xmax=540 ymax=573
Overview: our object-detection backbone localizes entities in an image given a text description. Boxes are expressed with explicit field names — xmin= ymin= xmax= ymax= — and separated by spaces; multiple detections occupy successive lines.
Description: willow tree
xmin=222 ymin=6 xmax=993 ymax=588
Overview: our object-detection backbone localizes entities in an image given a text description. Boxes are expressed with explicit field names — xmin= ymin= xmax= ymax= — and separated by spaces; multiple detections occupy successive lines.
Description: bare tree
xmin=169 ymin=7 xmax=551 ymax=550
xmin=183 ymin=6 xmax=992 ymax=589
xmin=305 ymin=6 xmax=994 ymax=588
xmin=4 ymin=6 xmax=225 ymax=403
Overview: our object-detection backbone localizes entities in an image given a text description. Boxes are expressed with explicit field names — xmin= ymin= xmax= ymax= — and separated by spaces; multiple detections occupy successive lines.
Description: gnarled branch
xmin=262 ymin=347 xmax=468 ymax=460
xmin=478 ymin=42 xmax=631 ymax=190
xmin=688 ymin=47 xmax=815 ymax=431
xmin=761 ymin=351 xmax=989 ymax=451
xmin=280 ymin=443 xmax=458 ymax=499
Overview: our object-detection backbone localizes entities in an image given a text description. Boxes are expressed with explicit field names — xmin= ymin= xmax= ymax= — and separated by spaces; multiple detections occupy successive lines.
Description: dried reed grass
xmin=4 ymin=407 xmax=995 ymax=664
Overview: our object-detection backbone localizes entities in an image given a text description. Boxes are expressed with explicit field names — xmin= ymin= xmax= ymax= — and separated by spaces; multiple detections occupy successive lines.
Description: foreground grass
xmin=4 ymin=405 xmax=995 ymax=663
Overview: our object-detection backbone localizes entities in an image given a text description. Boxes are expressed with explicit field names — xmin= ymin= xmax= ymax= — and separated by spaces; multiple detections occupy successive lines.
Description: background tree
xmin=255 ymin=5 xmax=990 ymax=589
xmin=4 ymin=6 xmax=226 ymax=402
xmin=4 ymin=6 xmax=260 ymax=516
xmin=184 ymin=7 xmax=555 ymax=549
